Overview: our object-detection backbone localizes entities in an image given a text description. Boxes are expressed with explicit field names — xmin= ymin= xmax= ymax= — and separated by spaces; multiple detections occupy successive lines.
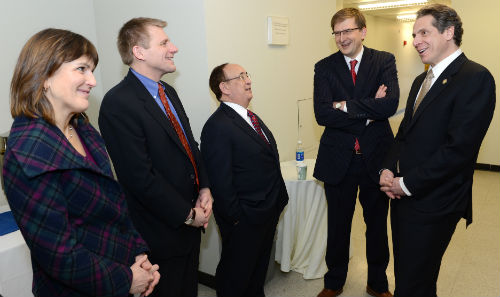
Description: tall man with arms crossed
xmin=201 ymin=63 xmax=288 ymax=297
xmin=380 ymin=4 xmax=496 ymax=297
xmin=313 ymin=7 xmax=399 ymax=297
xmin=99 ymin=18 xmax=213 ymax=297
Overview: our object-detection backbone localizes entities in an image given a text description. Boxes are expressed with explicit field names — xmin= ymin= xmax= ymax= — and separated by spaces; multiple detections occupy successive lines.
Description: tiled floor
xmin=199 ymin=170 xmax=500 ymax=297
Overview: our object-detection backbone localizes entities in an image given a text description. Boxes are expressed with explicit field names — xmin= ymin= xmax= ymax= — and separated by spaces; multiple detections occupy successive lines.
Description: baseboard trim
xmin=475 ymin=163 xmax=500 ymax=172
xmin=198 ymin=271 xmax=216 ymax=289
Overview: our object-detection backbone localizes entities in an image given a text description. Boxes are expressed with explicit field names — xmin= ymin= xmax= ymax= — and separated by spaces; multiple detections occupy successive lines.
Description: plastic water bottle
xmin=296 ymin=140 xmax=304 ymax=163
xmin=296 ymin=141 xmax=307 ymax=180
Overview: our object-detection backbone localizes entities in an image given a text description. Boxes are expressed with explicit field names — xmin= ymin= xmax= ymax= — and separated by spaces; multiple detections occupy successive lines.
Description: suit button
xmin=190 ymin=174 xmax=195 ymax=179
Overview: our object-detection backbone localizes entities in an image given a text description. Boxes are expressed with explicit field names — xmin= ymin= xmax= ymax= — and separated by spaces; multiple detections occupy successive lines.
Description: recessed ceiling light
xmin=359 ymin=0 xmax=428 ymax=10
xmin=397 ymin=14 xmax=417 ymax=21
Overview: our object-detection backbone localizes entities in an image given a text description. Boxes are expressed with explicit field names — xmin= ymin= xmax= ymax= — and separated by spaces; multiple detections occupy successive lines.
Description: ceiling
xmin=343 ymin=0 xmax=451 ymax=21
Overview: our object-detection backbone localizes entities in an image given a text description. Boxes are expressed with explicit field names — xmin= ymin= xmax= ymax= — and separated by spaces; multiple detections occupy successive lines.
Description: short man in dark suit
xmin=380 ymin=4 xmax=496 ymax=297
xmin=98 ymin=17 xmax=213 ymax=297
xmin=201 ymin=63 xmax=289 ymax=297
xmin=313 ymin=7 xmax=399 ymax=297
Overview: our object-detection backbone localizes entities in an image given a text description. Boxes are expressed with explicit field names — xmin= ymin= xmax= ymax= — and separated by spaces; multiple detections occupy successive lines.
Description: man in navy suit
xmin=380 ymin=4 xmax=495 ymax=297
xmin=201 ymin=63 xmax=288 ymax=297
xmin=99 ymin=17 xmax=213 ymax=297
xmin=313 ymin=8 xmax=399 ymax=297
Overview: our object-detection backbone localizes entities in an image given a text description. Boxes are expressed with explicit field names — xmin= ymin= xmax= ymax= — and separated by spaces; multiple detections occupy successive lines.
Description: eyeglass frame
xmin=223 ymin=72 xmax=251 ymax=82
xmin=332 ymin=27 xmax=360 ymax=37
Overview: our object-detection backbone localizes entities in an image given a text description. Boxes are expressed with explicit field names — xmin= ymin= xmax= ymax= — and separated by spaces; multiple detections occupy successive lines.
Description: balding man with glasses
xmin=313 ymin=7 xmax=399 ymax=297
xmin=201 ymin=63 xmax=288 ymax=297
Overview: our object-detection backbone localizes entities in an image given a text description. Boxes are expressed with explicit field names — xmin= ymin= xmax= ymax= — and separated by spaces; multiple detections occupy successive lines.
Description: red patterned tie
xmin=247 ymin=110 xmax=269 ymax=145
xmin=158 ymin=83 xmax=199 ymax=189
xmin=350 ymin=60 xmax=361 ymax=153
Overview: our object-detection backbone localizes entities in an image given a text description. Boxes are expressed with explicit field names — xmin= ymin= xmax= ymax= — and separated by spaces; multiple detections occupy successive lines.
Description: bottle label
xmin=296 ymin=151 xmax=304 ymax=161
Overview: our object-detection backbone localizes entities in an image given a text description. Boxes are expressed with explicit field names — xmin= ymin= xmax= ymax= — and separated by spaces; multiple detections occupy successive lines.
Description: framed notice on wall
xmin=267 ymin=16 xmax=289 ymax=45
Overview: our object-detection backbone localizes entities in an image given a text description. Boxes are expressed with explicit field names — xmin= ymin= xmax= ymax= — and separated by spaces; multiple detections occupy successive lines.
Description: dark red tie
xmin=158 ymin=83 xmax=199 ymax=189
xmin=350 ymin=60 xmax=361 ymax=153
xmin=350 ymin=59 xmax=358 ymax=85
xmin=247 ymin=110 xmax=269 ymax=145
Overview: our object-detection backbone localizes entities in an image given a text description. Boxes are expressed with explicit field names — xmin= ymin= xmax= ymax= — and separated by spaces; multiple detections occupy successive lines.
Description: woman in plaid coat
xmin=2 ymin=29 xmax=160 ymax=296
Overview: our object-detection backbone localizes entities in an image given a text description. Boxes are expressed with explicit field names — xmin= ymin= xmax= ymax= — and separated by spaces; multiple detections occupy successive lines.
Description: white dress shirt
xmin=223 ymin=101 xmax=269 ymax=141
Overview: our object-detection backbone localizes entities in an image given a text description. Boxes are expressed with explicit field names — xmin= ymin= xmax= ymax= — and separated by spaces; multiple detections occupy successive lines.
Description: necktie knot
xmin=413 ymin=69 xmax=435 ymax=115
xmin=424 ymin=69 xmax=434 ymax=81
xmin=350 ymin=59 xmax=358 ymax=69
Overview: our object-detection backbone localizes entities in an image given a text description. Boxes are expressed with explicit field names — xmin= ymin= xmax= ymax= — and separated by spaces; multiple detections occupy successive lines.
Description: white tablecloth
xmin=275 ymin=159 xmax=328 ymax=279
xmin=0 ymin=205 xmax=34 ymax=297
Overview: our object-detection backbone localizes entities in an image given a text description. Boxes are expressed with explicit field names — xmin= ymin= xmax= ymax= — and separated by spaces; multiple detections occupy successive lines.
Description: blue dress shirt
xmin=130 ymin=68 xmax=188 ymax=139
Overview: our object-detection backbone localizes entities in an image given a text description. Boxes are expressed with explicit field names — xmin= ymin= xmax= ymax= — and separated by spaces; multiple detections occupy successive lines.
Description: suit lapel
xmin=332 ymin=52 xmax=354 ymax=91
xmin=409 ymin=54 xmax=467 ymax=128
xmin=221 ymin=104 xmax=273 ymax=153
xmin=259 ymin=118 xmax=280 ymax=160
xmin=127 ymin=73 xmax=188 ymax=156
xmin=354 ymin=47 xmax=371 ymax=97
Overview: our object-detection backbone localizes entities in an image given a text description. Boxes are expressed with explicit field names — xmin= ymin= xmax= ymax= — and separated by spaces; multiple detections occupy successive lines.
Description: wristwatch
xmin=185 ymin=208 xmax=196 ymax=225
xmin=335 ymin=102 xmax=342 ymax=109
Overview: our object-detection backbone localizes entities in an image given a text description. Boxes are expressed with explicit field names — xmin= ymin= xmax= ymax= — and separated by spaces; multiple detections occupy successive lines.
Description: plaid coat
xmin=2 ymin=116 xmax=149 ymax=297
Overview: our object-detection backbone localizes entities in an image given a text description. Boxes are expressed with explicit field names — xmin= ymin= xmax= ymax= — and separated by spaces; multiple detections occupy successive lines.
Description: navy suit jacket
xmin=99 ymin=70 xmax=209 ymax=258
xmin=314 ymin=47 xmax=399 ymax=185
xmin=383 ymin=53 xmax=496 ymax=224
xmin=200 ymin=103 xmax=288 ymax=225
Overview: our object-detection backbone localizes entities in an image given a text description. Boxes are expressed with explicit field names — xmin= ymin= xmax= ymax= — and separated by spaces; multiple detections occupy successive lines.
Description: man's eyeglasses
xmin=332 ymin=27 xmax=360 ymax=37
xmin=224 ymin=72 xmax=251 ymax=82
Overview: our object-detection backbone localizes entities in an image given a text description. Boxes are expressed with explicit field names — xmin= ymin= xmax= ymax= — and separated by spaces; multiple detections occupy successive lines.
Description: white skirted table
xmin=0 ymin=205 xmax=33 ymax=297
xmin=275 ymin=159 xmax=328 ymax=279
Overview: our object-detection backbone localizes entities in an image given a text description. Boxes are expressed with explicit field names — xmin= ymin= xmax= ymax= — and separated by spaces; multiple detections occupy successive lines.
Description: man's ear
xmin=360 ymin=27 xmax=367 ymax=41
xmin=132 ymin=45 xmax=145 ymax=61
xmin=444 ymin=26 xmax=455 ymax=41
xmin=220 ymin=81 xmax=230 ymax=96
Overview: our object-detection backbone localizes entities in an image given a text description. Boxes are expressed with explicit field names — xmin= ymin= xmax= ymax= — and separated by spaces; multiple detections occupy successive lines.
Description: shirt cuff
xmin=399 ymin=177 xmax=412 ymax=196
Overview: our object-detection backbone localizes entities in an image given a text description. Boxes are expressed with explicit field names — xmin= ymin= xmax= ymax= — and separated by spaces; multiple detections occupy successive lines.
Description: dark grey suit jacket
xmin=200 ymin=103 xmax=288 ymax=225
xmin=383 ymin=53 xmax=496 ymax=224
xmin=314 ymin=47 xmax=400 ymax=185
xmin=99 ymin=70 xmax=209 ymax=258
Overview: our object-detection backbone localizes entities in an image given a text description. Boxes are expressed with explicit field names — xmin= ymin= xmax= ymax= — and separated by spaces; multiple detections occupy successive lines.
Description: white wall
xmin=93 ymin=0 xmax=211 ymax=139
xmin=0 ymin=0 xmax=102 ymax=207
xmin=204 ymin=0 xmax=337 ymax=161
xmin=452 ymin=0 xmax=500 ymax=165
xmin=0 ymin=0 xmax=103 ymax=132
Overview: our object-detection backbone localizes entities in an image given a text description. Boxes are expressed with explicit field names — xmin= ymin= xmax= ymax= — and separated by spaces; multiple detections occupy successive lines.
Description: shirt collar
xmin=223 ymin=101 xmax=249 ymax=119
xmin=428 ymin=48 xmax=463 ymax=80
xmin=344 ymin=46 xmax=364 ymax=66
xmin=130 ymin=67 xmax=160 ymax=98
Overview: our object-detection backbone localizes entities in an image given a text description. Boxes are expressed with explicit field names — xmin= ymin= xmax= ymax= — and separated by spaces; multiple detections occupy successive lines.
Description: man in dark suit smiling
xmin=313 ymin=7 xmax=399 ymax=297
xmin=201 ymin=63 xmax=288 ymax=297
xmin=380 ymin=4 xmax=496 ymax=297
xmin=99 ymin=17 xmax=212 ymax=297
